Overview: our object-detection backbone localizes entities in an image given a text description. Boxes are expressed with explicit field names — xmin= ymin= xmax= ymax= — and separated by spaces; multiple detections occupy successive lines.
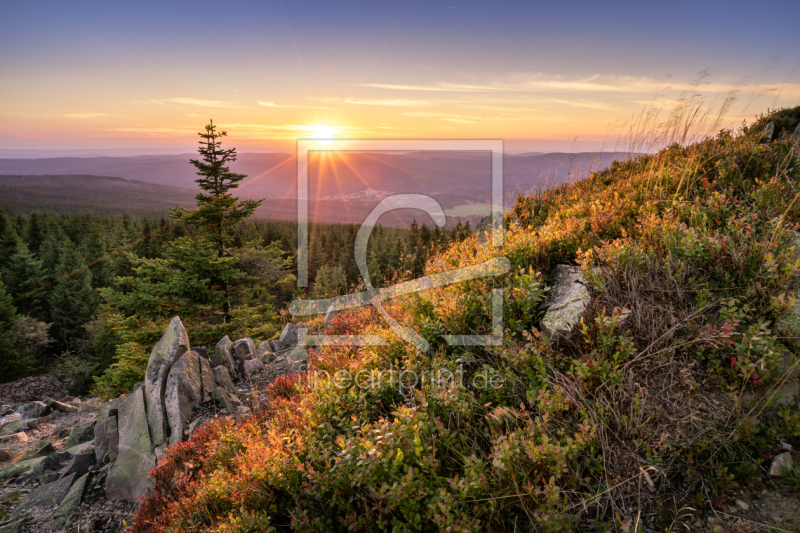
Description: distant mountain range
xmin=0 ymin=151 xmax=635 ymax=225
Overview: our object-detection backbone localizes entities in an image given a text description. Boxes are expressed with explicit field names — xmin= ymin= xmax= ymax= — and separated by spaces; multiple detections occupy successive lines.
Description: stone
xmin=244 ymin=358 xmax=265 ymax=376
xmin=14 ymin=401 xmax=50 ymax=419
xmin=235 ymin=406 xmax=251 ymax=417
xmin=213 ymin=365 xmax=236 ymax=394
xmin=279 ymin=323 xmax=300 ymax=349
xmin=0 ymin=449 xmax=16 ymax=462
xmin=48 ymin=400 xmax=78 ymax=413
xmin=539 ymin=265 xmax=590 ymax=341
xmin=61 ymin=452 xmax=96 ymax=478
xmin=0 ymin=457 xmax=44 ymax=479
xmin=165 ymin=351 xmax=210 ymax=446
xmin=64 ymin=440 xmax=94 ymax=455
xmin=324 ymin=304 xmax=337 ymax=327
xmin=35 ymin=450 xmax=72 ymax=474
xmin=22 ymin=442 xmax=55 ymax=460
xmin=198 ymin=355 xmax=216 ymax=403
xmin=0 ymin=432 xmax=28 ymax=444
xmin=768 ymin=452 xmax=793 ymax=477
xmin=93 ymin=398 xmax=120 ymax=465
xmin=0 ymin=419 xmax=27 ymax=437
xmin=144 ymin=316 xmax=190 ymax=448
xmin=0 ymin=412 xmax=22 ymax=425
xmin=105 ymin=385 xmax=156 ymax=502
xmin=476 ymin=212 xmax=503 ymax=246
xmin=269 ymin=340 xmax=282 ymax=353
xmin=66 ymin=420 xmax=96 ymax=447
xmin=256 ymin=341 xmax=275 ymax=364
xmin=214 ymin=386 xmax=238 ymax=414
xmin=233 ymin=338 xmax=256 ymax=360
xmin=211 ymin=335 xmax=240 ymax=380
xmin=0 ymin=519 xmax=28 ymax=532
xmin=49 ymin=473 xmax=89 ymax=530
xmin=12 ymin=473 xmax=75 ymax=517
xmin=187 ymin=416 xmax=208 ymax=440
xmin=192 ymin=346 xmax=208 ymax=358
xmin=735 ymin=499 xmax=749 ymax=511
xmin=763 ymin=121 xmax=775 ymax=140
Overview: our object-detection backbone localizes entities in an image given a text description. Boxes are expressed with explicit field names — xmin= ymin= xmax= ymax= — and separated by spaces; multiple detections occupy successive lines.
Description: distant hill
xmin=0 ymin=151 xmax=635 ymax=223
xmin=0 ymin=174 xmax=197 ymax=217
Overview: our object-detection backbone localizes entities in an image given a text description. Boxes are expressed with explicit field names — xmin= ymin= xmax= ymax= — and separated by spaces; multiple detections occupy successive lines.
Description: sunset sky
xmin=2 ymin=0 xmax=799 ymax=154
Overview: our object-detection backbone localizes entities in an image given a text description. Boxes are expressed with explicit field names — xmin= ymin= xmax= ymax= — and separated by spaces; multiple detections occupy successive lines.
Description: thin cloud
xmin=258 ymin=100 xmax=331 ymax=109
xmin=168 ymin=97 xmax=241 ymax=108
xmin=344 ymin=98 xmax=430 ymax=106
xmin=64 ymin=113 xmax=106 ymax=118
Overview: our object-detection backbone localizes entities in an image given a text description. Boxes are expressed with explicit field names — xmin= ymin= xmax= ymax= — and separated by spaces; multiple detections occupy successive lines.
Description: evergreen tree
xmin=171 ymin=120 xmax=263 ymax=321
xmin=49 ymin=248 xmax=98 ymax=348
xmin=83 ymin=230 xmax=114 ymax=289
xmin=26 ymin=212 xmax=46 ymax=256
xmin=4 ymin=244 xmax=47 ymax=319
xmin=0 ymin=280 xmax=32 ymax=383
xmin=0 ymin=211 xmax=20 ymax=270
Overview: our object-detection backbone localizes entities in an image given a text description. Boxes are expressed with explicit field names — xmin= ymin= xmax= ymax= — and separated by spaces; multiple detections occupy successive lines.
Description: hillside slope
xmin=131 ymin=110 xmax=800 ymax=533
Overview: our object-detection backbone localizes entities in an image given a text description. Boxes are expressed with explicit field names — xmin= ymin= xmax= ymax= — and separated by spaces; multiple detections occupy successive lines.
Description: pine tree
xmin=171 ymin=120 xmax=263 ymax=321
xmin=26 ymin=212 xmax=46 ymax=256
xmin=0 ymin=280 xmax=32 ymax=383
xmin=49 ymin=248 xmax=98 ymax=348
xmin=0 ymin=211 xmax=20 ymax=270
xmin=4 ymin=244 xmax=47 ymax=319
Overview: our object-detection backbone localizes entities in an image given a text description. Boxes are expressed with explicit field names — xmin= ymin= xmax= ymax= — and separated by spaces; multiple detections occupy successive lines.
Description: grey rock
xmin=213 ymin=386 xmax=238 ymax=414
xmin=735 ymin=499 xmax=749 ymax=511
xmin=539 ymin=265 xmax=590 ymax=341
xmin=256 ymin=341 xmax=275 ymax=364
xmin=49 ymin=472 xmax=89 ymax=529
xmin=93 ymin=398 xmax=120 ymax=465
xmin=0 ymin=420 xmax=28 ymax=437
xmin=22 ymin=442 xmax=55 ymax=460
xmin=48 ymin=400 xmax=78 ymax=413
xmin=213 ymin=365 xmax=236 ymax=393
xmin=0 ymin=412 xmax=22 ymax=425
xmin=244 ymin=358 xmax=265 ymax=376
xmin=233 ymin=338 xmax=256 ymax=360
xmin=12 ymin=473 xmax=75 ymax=516
xmin=768 ymin=452 xmax=793 ymax=477
xmin=36 ymin=450 xmax=73 ymax=474
xmin=198 ymin=354 xmax=215 ymax=403
xmin=192 ymin=346 xmax=208 ymax=358
xmin=269 ymin=340 xmax=282 ymax=353
xmin=0 ymin=456 xmax=43 ymax=479
xmin=763 ymin=121 xmax=775 ymax=140
xmin=0 ymin=519 xmax=28 ymax=532
xmin=66 ymin=420 xmax=96 ymax=447
xmin=144 ymin=316 xmax=190 ymax=447
xmin=164 ymin=351 xmax=204 ymax=446
xmin=105 ymin=385 xmax=156 ymax=502
xmin=60 ymin=452 xmax=95 ymax=478
xmin=476 ymin=212 xmax=503 ymax=246
xmin=279 ymin=323 xmax=300 ymax=349
xmin=211 ymin=335 xmax=240 ymax=380
xmin=14 ymin=401 xmax=50 ymax=419
xmin=324 ymin=304 xmax=337 ymax=327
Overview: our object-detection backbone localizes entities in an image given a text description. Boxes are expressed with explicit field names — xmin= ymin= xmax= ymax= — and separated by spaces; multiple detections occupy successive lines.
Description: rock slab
xmin=540 ymin=265 xmax=590 ymax=341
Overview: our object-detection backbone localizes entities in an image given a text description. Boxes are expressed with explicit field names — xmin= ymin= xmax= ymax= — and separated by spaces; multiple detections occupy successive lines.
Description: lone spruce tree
xmin=172 ymin=120 xmax=262 ymax=321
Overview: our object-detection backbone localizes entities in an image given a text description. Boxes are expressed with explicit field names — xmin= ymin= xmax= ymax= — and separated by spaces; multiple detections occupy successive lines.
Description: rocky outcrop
xmin=256 ymin=341 xmax=275 ymax=364
xmin=211 ymin=336 xmax=241 ymax=380
xmin=66 ymin=420 xmax=96 ymax=447
xmin=94 ymin=398 xmax=120 ymax=466
xmin=233 ymin=338 xmax=256 ymax=360
xmin=539 ymin=265 xmax=590 ymax=341
xmin=164 ymin=351 xmax=214 ymax=446
xmin=213 ymin=365 xmax=236 ymax=394
xmin=105 ymin=385 xmax=156 ymax=502
xmin=144 ymin=317 xmax=190 ymax=448
xmin=325 ymin=304 xmax=337 ymax=327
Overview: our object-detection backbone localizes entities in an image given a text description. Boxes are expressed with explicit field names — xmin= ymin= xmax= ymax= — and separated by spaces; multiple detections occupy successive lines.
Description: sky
xmin=1 ymin=0 xmax=799 ymax=154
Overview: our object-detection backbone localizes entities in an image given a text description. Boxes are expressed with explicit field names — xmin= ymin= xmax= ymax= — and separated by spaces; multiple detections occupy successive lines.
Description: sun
xmin=304 ymin=124 xmax=339 ymax=145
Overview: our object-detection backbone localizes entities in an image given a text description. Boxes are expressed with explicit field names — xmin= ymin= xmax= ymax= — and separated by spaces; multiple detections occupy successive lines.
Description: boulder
xmin=213 ymin=366 xmax=236 ymax=394
xmin=0 ymin=420 xmax=28 ymax=437
xmin=65 ymin=420 xmax=96 ymax=447
xmin=213 ymin=386 xmax=239 ymax=414
xmin=48 ymin=400 xmax=78 ymax=414
xmin=211 ymin=336 xmax=240 ymax=380
xmin=12 ymin=473 xmax=75 ymax=517
xmin=324 ymin=304 xmax=337 ymax=327
xmin=105 ymin=385 xmax=156 ymax=502
xmin=192 ymin=346 xmax=208 ymax=358
xmin=269 ymin=340 xmax=282 ymax=353
xmin=0 ymin=449 xmax=16 ymax=462
xmin=0 ymin=519 xmax=28 ymax=532
xmin=60 ymin=451 xmax=96 ymax=478
xmin=233 ymin=338 xmax=256 ymax=360
xmin=244 ymin=358 xmax=265 ymax=377
xmin=164 ymin=351 xmax=214 ymax=446
xmin=539 ymin=265 xmax=590 ymax=341
xmin=14 ymin=401 xmax=50 ymax=419
xmin=93 ymin=398 xmax=120 ymax=466
xmin=22 ymin=442 xmax=54 ymax=460
xmin=768 ymin=452 xmax=793 ymax=477
xmin=49 ymin=473 xmax=89 ymax=530
xmin=256 ymin=341 xmax=275 ymax=364
xmin=279 ymin=323 xmax=300 ymax=349
xmin=0 ymin=432 xmax=28 ymax=444
xmin=0 ymin=457 xmax=43 ymax=480
xmin=476 ymin=213 xmax=503 ymax=246
xmin=0 ymin=413 xmax=22 ymax=425
xmin=144 ymin=316 xmax=190 ymax=447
